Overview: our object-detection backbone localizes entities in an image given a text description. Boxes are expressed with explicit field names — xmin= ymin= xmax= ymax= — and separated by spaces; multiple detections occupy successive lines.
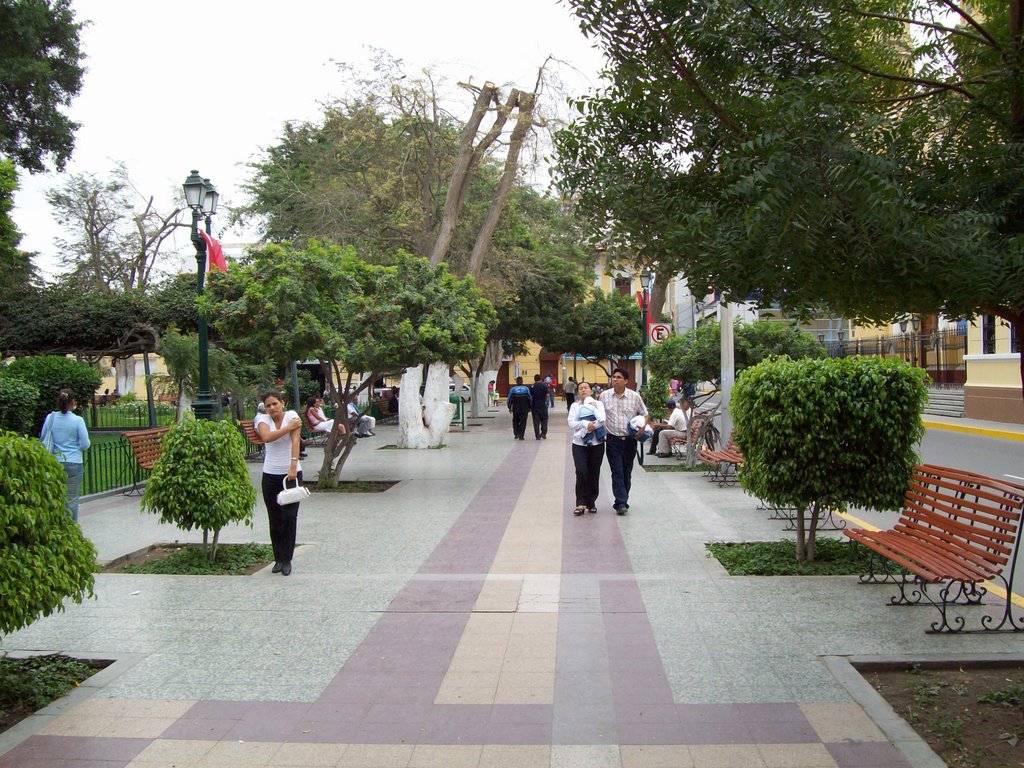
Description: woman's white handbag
xmin=277 ymin=478 xmax=310 ymax=505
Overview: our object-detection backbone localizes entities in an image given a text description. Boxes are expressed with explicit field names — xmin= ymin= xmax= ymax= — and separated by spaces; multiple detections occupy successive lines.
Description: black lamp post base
xmin=192 ymin=396 xmax=216 ymax=420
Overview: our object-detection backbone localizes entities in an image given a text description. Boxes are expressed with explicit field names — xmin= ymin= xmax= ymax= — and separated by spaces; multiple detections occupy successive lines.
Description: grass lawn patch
xmin=103 ymin=542 xmax=274 ymax=575
xmin=706 ymin=538 xmax=876 ymax=575
xmin=0 ymin=654 xmax=105 ymax=735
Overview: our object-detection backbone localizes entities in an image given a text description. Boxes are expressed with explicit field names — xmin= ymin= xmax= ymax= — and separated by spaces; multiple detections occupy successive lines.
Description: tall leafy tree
xmin=47 ymin=164 xmax=186 ymax=291
xmin=649 ymin=320 xmax=825 ymax=390
xmin=0 ymin=0 xmax=85 ymax=173
xmin=204 ymin=242 xmax=494 ymax=482
xmin=0 ymin=159 xmax=32 ymax=296
xmin=561 ymin=289 xmax=643 ymax=379
xmin=556 ymin=0 xmax=1024 ymax=392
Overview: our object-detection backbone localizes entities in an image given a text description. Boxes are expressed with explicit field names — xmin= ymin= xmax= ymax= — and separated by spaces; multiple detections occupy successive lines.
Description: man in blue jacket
xmin=506 ymin=376 xmax=533 ymax=440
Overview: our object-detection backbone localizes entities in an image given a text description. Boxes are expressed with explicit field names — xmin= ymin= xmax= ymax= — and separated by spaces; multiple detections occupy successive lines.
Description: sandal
xmin=573 ymin=505 xmax=586 ymax=516
xmin=588 ymin=507 xmax=597 ymax=514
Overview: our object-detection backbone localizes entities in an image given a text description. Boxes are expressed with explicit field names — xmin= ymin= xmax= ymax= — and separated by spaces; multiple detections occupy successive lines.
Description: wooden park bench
xmin=371 ymin=398 xmax=398 ymax=426
xmin=845 ymin=464 xmax=1024 ymax=633
xmin=700 ymin=439 xmax=743 ymax=486
xmin=121 ymin=426 xmax=170 ymax=494
xmin=239 ymin=419 xmax=265 ymax=462
xmin=300 ymin=413 xmax=329 ymax=446
xmin=668 ymin=410 xmax=719 ymax=466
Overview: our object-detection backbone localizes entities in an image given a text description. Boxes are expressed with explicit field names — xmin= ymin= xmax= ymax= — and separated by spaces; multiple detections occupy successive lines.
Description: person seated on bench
xmin=654 ymin=398 xmax=691 ymax=458
xmin=305 ymin=396 xmax=343 ymax=435
xmin=347 ymin=400 xmax=376 ymax=437
xmin=387 ymin=386 xmax=400 ymax=416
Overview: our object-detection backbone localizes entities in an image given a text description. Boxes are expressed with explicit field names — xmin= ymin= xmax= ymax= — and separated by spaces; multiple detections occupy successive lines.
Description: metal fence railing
xmin=78 ymin=415 xmax=263 ymax=497
xmin=82 ymin=437 xmax=135 ymax=496
xmin=823 ymin=329 xmax=967 ymax=386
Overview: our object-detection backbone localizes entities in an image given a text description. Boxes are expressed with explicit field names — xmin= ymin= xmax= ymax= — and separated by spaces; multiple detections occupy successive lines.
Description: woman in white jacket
xmin=567 ymin=382 xmax=606 ymax=516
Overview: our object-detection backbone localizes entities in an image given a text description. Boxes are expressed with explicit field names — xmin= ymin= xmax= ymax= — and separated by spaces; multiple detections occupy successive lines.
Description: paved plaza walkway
xmin=1 ymin=411 xmax=1022 ymax=767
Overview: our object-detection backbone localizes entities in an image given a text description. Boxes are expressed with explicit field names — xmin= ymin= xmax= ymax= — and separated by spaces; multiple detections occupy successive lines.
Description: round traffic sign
xmin=649 ymin=323 xmax=672 ymax=344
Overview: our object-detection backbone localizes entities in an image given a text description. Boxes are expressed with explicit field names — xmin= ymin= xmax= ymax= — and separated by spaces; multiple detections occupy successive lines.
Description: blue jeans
xmin=604 ymin=435 xmax=637 ymax=508
xmin=62 ymin=462 xmax=84 ymax=521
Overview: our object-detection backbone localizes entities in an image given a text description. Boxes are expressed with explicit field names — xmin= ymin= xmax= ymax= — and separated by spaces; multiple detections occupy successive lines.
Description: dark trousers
xmin=565 ymin=393 xmax=576 ymax=410
xmin=511 ymin=410 xmax=529 ymax=439
xmin=605 ymin=435 xmax=638 ymax=507
xmin=572 ymin=442 xmax=605 ymax=508
xmin=531 ymin=408 xmax=548 ymax=438
xmin=261 ymin=471 xmax=302 ymax=563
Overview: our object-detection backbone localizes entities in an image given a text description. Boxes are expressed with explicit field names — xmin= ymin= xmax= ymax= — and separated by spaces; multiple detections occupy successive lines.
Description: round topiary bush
xmin=141 ymin=418 xmax=256 ymax=562
xmin=0 ymin=431 xmax=96 ymax=636
xmin=3 ymin=355 xmax=102 ymax=434
xmin=0 ymin=376 xmax=39 ymax=435
xmin=732 ymin=356 xmax=928 ymax=561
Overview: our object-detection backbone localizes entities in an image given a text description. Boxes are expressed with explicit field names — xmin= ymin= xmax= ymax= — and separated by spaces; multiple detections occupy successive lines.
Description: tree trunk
xmin=115 ymin=357 xmax=135 ymax=397
xmin=794 ymin=505 xmax=807 ymax=562
xmin=466 ymin=91 xmax=536 ymax=278
xmin=209 ymin=528 xmax=220 ymax=563
xmin=397 ymin=366 xmax=430 ymax=448
xmin=649 ymin=276 xmax=668 ymax=323
xmin=423 ymin=362 xmax=456 ymax=446
xmin=807 ymin=501 xmax=821 ymax=562
xmin=470 ymin=339 xmax=503 ymax=415
xmin=429 ymin=83 xmax=499 ymax=266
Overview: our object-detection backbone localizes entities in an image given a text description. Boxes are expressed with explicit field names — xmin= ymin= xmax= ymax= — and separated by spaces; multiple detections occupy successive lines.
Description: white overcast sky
xmin=13 ymin=0 xmax=607 ymax=279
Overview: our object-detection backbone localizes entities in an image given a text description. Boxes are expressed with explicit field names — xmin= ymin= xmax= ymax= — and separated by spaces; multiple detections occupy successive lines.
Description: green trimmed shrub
xmin=731 ymin=356 xmax=928 ymax=562
xmin=0 ymin=432 xmax=96 ymax=636
xmin=141 ymin=418 xmax=256 ymax=562
xmin=0 ymin=376 xmax=38 ymax=435
xmin=3 ymin=356 xmax=102 ymax=434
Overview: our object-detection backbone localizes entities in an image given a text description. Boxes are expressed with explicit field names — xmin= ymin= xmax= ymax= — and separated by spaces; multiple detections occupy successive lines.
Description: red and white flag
xmin=199 ymin=230 xmax=227 ymax=272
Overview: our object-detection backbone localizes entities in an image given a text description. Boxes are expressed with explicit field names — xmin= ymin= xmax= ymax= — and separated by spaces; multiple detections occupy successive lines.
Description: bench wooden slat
xmin=122 ymin=427 xmax=170 ymax=471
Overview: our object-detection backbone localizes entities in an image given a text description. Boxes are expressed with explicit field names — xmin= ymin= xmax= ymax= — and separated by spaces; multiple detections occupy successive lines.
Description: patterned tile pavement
xmin=2 ymin=410 xmax=1021 ymax=766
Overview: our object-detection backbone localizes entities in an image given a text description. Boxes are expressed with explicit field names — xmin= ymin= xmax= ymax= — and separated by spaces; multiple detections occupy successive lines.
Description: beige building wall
xmin=964 ymin=317 xmax=1023 ymax=423
xmin=97 ymin=354 xmax=170 ymax=401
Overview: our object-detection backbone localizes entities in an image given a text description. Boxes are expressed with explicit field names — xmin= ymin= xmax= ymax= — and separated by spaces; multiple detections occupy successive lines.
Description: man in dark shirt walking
xmin=529 ymin=374 xmax=550 ymax=440
xmin=506 ymin=376 xmax=533 ymax=440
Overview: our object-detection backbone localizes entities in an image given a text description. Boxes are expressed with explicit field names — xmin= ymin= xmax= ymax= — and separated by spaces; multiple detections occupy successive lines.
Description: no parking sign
xmin=649 ymin=323 xmax=672 ymax=345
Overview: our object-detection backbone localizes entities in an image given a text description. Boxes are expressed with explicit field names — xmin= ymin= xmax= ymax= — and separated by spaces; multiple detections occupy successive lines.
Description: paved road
xmin=920 ymin=425 xmax=1024 ymax=599
xmin=920 ymin=427 xmax=1024 ymax=485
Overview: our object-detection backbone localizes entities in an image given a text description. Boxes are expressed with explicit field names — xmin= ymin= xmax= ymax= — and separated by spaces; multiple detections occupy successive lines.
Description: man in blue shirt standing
xmin=506 ymin=376 xmax=533 ymax=440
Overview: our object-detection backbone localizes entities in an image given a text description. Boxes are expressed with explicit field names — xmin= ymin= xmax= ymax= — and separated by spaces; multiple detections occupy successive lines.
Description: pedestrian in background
xmin=529 ymin=374 xmax=550 ymax=440
xmin=506 ymin=376 xmax=533 ymax=440
xmin=563 ymin=377 xmax=577 ymax=410
xmin=653 ymin=399 xmax=691 ymax=457
xmin=599 ymin=367 xmax=649 ymax=515
xmin=40 ymin=389 xmax=90 ymax=521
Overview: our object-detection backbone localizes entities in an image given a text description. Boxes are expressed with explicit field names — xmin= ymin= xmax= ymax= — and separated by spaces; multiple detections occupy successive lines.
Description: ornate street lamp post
xmin=639 ymin=269 xmax=652 ymax=388
xmin=182 ymin=170 xmax=219 ymax=420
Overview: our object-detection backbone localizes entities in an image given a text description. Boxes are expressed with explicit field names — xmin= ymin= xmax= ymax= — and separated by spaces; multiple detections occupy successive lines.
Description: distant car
xmin=418 ymin=382 xmax=472 ymax=402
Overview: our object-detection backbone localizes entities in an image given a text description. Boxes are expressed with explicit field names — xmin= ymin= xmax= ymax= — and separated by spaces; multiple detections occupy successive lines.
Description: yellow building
xmin=964 ymin=315 xmax=1022 ymax=423
xmin=497 ymin=261 xmax=662 ymax=395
